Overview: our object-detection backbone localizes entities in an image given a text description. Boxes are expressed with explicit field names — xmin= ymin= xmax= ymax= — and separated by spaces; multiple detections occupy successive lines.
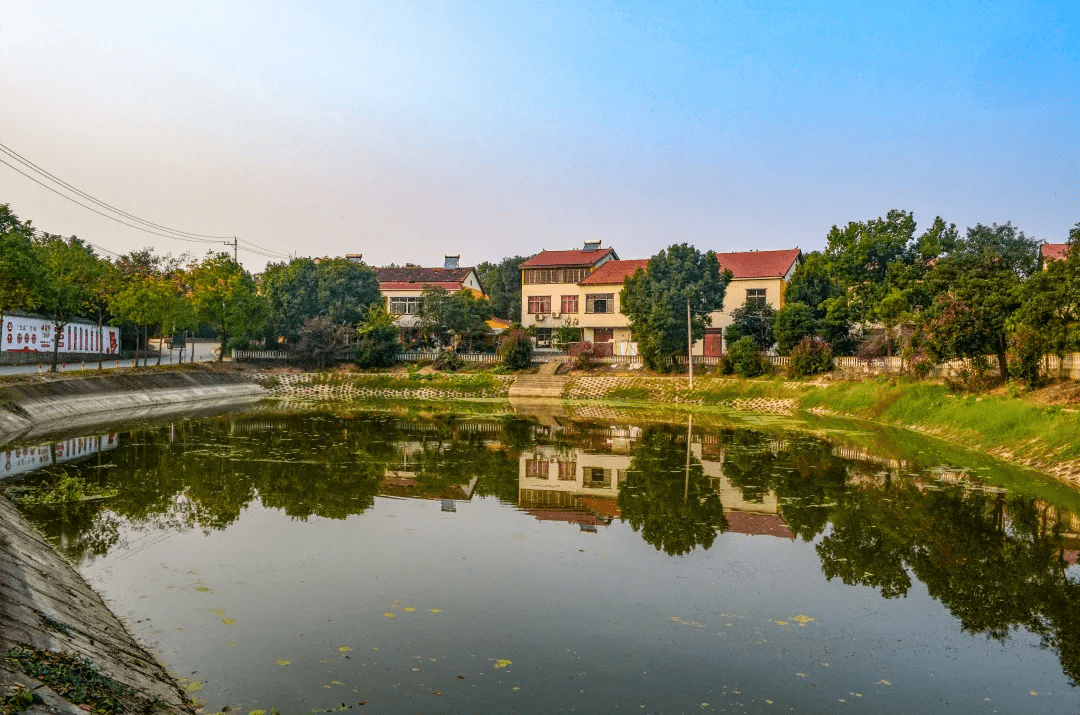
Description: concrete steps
xmin=509 ymin=374 xmax=569 ymax=398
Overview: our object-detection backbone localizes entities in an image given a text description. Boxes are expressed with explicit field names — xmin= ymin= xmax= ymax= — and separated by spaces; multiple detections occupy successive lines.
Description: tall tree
xmin=0 ymin=203 xmax=43 ymax=318
xmin=418 ymin=286 xmax=492 ymax=351
xmin=724 ymin=302 xmax=776 ymax=351
xmin=188 ymin=252 xmax=266 ymax=360
xmin=261 ymin=258 xmax=321 ymax=343
xmin=620 ymin=244 xmax=729 ymax=371
xmin=316 ymin=257 xmax=382 ymax=326
xmin=35 ymin=234 xmax=103 ymax=371
xmin=922 ymin=222 xmax=1036 ymax=379
xmin=477 ymin=256 xmax=525 ymax=321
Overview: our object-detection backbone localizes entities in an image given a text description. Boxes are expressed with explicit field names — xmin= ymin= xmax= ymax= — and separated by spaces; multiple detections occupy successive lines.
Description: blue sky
xmin=1 ymin=0 xmax=1077 ymax=269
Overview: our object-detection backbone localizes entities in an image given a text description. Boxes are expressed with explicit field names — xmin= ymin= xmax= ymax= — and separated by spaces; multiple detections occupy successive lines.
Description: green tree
xmin=922 ymin=223 xmax=1035 ymax=379
xmin=316 ymin=257 xmax=382 ymax=327
xmin=355 ymin=305 xmax=401 ymax=368
xmin=1014 ymin=226 xmax=1080 ymax=377
xmin=83 ymin=257 xmax=121 ymax=369
xmin=621 ymin=244 xmax=729 ymax=371
xmin=418 ymin=286 xmax=492 ymax=351
xmin=477 ymin=256 xmax=525 ymax=321
xmin=0 ymin=204 xmax=43 ymax=318
xmin=261 ymin=258 xmax=321 ymax=343
xmin=498 ymin=328 xmax=532 ymax=369
xmin=188 ymin=252 xmax=266 ymax=360
xmin=724 ymin=302 xmax=776 ymax=351
xmin=773 ymin=302 xmax=817 ymax=355
xmin=35 ymin=234 xmax=103 ymax=371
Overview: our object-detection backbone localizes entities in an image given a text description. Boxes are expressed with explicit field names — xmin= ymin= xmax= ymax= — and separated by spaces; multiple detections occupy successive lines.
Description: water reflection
xmin=4 ymin=411 xmax=1080 ymax=695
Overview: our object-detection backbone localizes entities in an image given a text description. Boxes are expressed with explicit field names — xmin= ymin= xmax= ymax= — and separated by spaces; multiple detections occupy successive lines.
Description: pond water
xmin=5 ymin=408 xmax=1080 ymax=714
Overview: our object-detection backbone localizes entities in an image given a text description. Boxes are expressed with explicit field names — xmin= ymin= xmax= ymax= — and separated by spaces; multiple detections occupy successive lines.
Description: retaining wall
xmin=0 ymin=372 xmax=265 ymax=443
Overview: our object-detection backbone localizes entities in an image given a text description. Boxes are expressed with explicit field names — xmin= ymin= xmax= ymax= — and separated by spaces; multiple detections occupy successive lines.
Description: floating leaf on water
xmin=774 ymin=620 xmax=788 ymax=626
xmin=1031 ymin=691 xmax=1038 ymax=696
xmin=332 ymin=681 xmax=344 ymax=686
xmin=765 ymin=700 xmax=772 ymax=704
xmin=879 ymin=680 xmax=890 ymax=685
xmin=429 ymin=609 xmax=441 ymax=614
xmin=212 ymin=609 xmax=227 ymax=617
xmin=797 ymin=673 xmax=807 ymax=678
xmin=222 ymin=618 xmax=235 ymax=625
xmin=195 ymin=587 xmax=213 ymax=593
xmin=250 ymin=711 xmax=266 ymax=715
xmin=338 ymin=646 xmax=352 ymax=652
xmin=230 ymin=643 xmax=237 ymax=647
xmin=494 ymin=659 xmax=512 ymax=669
xmin=793 ymin=615 xmax=813 ymax=626
xmin=276 ymin=660 xmax=291 ymax=666
xmin=404 ymin=607 xmax=416 ymax=613
xmin=512 ymin=686 xmax=520 ymax=691
xmin=384 ymin=613 xmax=395 ymax=618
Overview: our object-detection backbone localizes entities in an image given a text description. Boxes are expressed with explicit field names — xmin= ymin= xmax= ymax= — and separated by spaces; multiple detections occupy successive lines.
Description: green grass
xmin=798 ymin=377 xmax=1080 ymax=463
xmin=296 ymin=372 xmax=503 ymax=394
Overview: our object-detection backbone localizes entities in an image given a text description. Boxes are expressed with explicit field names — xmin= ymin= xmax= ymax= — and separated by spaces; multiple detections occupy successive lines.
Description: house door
xmin=593 ymin=328 xmax=613 ymax=343
xmin=704 ymin=328 xmax=724 ymax=357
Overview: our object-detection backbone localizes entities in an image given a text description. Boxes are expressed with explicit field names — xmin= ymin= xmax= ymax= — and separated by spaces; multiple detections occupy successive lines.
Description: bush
xmin=786 ymin=337 xmax=833 ymax=377
xmin=728 ymin=336 xmax=770 ymax=378
xmin=433 ymin=349 xmax=462 ymax=372
xmin=498 ymin=328 xmax=533 ymax=370
xmin=293 ymin=316 xmax=349 ymax=369
xmin=1008 ymin=327 xmax=1045 ymax=389
xmin=355 ymin=306 xmax=400 ymax=368
xmin=568 ymin=340 xmax=596 ymax=369
xmin=718 ymin=352 xmax=735 ymax=375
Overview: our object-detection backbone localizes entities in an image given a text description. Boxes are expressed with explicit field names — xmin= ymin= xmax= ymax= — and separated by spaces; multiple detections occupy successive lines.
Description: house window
xmin=583 ymin=467 xmax=611 ymax=488
xmin=557 ymin=460 xmax=577 ymax=481
xmin=746 ymin=289 xmax=767 ymax=308
xmin=389 ymin=297 xmax=421 ymax=315
xmin=563 ymin=268 xmax=587 ymax=283
xmin=585 ymin=294 xmax=615 ymax=314
xmin=525 ymin=458 xmax=548 ymax=479
xmin=534 ymin=328 xmax=553 ymax=347
xmin=561 ymin=295 xmax=579 ymax=314
xmin=528 ymin=295 xmax=552 ymax=314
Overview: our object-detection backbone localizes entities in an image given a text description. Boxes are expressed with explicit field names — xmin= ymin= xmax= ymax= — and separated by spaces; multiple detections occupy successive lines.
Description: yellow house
xmin=374 ymin=256 xmax=483 ymax=345
xmin=698 ymin=248 xmax=802 ymax=355
xmin=519 ymin=241 xmax=619 ymax=348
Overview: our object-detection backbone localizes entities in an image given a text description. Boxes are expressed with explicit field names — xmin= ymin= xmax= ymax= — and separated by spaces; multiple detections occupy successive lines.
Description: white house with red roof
xmin=700 ymin=248 xmax=802 ymax=355
xmin=374 ymin=255 xmax=484 ymax=325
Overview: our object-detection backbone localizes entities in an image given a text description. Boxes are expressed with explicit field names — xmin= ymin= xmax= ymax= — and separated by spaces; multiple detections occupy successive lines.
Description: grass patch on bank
xmin=296 ymin=372 xmax=504 ymax=394
xmin=798 ymin=377 xmax=1080 ymax=462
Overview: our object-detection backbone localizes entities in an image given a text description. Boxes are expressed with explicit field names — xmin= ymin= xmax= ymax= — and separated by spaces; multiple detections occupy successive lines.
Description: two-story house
xmin=699 ymin=248 xmax=802 ymax=355
xmin=1040 ymin=243 xmax=1070 ymax=270
xmin=519 ymin=241 xmax=618 ymax=348
xmin=374 ymin=256 xmax=484 ymax=344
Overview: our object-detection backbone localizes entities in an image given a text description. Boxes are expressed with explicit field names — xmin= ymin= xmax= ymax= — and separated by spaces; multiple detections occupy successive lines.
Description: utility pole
xmin=687 ymin=297 xmax=694 ymax=389
xmin=229 ymin=238 xmax=238 ymax=262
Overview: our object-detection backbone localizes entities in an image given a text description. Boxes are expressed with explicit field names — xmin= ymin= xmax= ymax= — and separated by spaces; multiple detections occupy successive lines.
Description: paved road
xmin=0 ymin=340 xmax=223 ymax=376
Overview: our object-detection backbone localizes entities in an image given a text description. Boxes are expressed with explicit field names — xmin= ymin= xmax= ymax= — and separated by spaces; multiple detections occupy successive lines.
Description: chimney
xmin=444 ymin=255 xmax=460 ymax=269
xmin=583 ymin=240 xmax=602 ymax=251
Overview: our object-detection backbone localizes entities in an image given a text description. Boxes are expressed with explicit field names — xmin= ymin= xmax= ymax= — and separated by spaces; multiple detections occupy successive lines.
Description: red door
xmin=704 ymin=328 xmax=723 ymax=357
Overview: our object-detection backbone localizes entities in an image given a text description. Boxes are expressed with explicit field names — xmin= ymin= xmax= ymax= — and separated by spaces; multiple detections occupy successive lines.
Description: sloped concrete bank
xmin=1 ymin=494 xmax=194 ymax=715
xmin=0 ymin=371 xmax=265 ymax=444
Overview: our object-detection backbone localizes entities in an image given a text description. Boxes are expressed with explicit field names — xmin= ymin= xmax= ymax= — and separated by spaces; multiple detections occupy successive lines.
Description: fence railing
xmin=234 ymin=350 xmax=291 ymax=360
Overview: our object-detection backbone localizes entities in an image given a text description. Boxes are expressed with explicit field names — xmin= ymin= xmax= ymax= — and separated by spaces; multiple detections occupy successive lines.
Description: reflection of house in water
xmin=377 ymin=439 xmax=480 ymax=506
xmin=518 ymin=429 xmax=794 ymax=539
xmin=1 ymin=434 xmax=118 ymax=480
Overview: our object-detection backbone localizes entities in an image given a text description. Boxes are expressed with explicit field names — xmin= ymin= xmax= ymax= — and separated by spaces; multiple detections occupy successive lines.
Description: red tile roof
xmin=520 ymin=247 xmax=617 ymax=268
xmin=375 ymin=266 xmax=474 ymax=283
xmin=579 ymin=259 xmax=648 ymax=286
xmin=1042 ymin=243 xmax=1070 ymax=262
xmin=379 ymin=281 xmax=468 ymax=291
xmin=724 ymin=511 xmax=794 ymax=539
xmin=715 ymin=248 xmax=801 ymax=279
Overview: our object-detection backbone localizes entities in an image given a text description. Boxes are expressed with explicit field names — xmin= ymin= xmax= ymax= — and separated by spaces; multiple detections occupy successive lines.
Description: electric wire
xmin=0 ymin=141 xmax=234 ymax=240
xmin=0 ymin=142 xmax=289 ymax=259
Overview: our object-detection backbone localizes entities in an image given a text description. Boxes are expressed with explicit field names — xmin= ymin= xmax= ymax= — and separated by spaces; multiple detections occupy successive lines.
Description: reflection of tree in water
xmin=617 ymin=426 xmax=727 ymax=556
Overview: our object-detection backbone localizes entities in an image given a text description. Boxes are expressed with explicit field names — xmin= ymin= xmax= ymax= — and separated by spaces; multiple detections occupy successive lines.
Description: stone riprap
xmin=260 ymin=372 xmax=515 ymax=405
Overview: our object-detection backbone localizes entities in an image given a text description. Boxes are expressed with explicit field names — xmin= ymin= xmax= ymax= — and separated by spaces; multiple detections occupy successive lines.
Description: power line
xmin=0 ymin=141 xmax=289 ymax=259
xmin=0 ymin=141 xmax=235 ymax=240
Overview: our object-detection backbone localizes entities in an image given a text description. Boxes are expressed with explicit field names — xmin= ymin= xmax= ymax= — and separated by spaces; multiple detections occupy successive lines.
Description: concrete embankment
xmin=0 ymin=371 xmax=265 ymax=444
xmin=1 ymin=494 xmax=193 ymax=715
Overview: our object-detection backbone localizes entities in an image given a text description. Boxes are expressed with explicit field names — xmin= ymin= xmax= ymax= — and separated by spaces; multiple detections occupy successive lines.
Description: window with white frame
xmin=585 ymin=293 xmax=615 ymax=314
xmin=528 ymin=295 xmax=552 ymax=314
xmin=388 ymin=296 xmax=421 ymax=315
xmin=745 ymin=289 xmax=767 ymax=308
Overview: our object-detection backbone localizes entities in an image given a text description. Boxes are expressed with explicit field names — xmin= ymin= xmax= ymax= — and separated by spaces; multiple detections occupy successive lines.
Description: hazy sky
xmin=1 ymin=1 xmax=1077 ymax=271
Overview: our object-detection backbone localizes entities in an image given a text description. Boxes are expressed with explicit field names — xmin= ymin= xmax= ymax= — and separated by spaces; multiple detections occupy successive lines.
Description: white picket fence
xmin=234 ymin=350 xmax=291 ymax=360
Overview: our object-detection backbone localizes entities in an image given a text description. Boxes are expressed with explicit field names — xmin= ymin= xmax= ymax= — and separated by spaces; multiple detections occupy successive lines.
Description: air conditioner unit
xmin=533 ymin=313 xmax=545 ymax=322
xmin=552 ymin=311 xmax=561 ymax=318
